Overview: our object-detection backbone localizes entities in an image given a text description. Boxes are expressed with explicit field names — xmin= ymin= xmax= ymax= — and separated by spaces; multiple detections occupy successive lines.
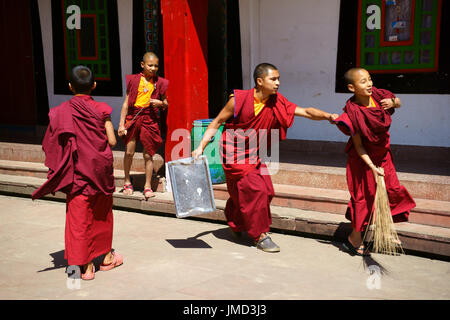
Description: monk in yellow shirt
xmin=118 ymin=52 xmax=169 ymax=199
xmin=193 ymin=63 xmax=338 ymax=253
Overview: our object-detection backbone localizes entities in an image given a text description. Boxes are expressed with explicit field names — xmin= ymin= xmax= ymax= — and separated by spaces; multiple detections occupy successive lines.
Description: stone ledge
xmin=0 ymin=173 xmax=448 ymax=258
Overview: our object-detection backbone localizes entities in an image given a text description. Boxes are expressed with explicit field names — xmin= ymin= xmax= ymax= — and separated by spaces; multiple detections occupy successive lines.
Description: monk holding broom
xmin=334 ymin=67 xmax=416 ymax=256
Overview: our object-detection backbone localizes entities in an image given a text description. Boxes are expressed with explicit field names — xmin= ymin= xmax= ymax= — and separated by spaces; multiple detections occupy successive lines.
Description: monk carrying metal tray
xmin=167 ymin=156 xmax=216 ymax=218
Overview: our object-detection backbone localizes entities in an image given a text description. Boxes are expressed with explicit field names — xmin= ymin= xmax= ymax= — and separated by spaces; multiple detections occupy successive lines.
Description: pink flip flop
xmin=99 ymin=252 xmax=123 ymax=271
xmin=81 ymin=264 xmax=95 ymax=281
xmin=144 ymin=188 xmax=156 ymax=200
xmin=123 ymin=183 xmax=134 ymax=195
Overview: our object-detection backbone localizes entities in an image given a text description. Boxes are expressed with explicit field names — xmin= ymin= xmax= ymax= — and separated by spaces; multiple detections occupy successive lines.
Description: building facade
xmin=1 ymin=0 xmax=448 ymax=158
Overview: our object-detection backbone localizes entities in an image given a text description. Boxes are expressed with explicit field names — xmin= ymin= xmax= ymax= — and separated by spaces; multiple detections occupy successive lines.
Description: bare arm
xmin=149 ymin=94 xmax=168 ymax=110
xmin=105 ymin=118 xmax=117 ymax=148
xmin=192 ymin=97 xmax=235 ymax=158
xmin=118 ymin=94 xmax=129 ymax=137
xmin=294 ymin=106 xmax=339 ymax=123
xmin=161 ymin=94 xmax=168 ymax=110
xmin=380 ymin=97 xmax=401 ymax=110
xmin=150 ymin=96 xmax=169 ymax=110
xmin=351 ymin=133 xmax=384 ymax=178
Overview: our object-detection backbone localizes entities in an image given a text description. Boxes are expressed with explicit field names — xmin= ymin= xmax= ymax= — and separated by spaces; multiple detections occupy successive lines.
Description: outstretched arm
xmin=192 ymin=97 xmax=235 ymax=159
xmin=294 ymin=106 xmax=339 ymax=123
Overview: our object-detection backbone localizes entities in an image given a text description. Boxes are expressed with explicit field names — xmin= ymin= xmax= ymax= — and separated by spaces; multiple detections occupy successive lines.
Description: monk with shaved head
xmin=192 ymin=62 xmax=338 ymax=253
xmin=118 ymin=52 xmax=169 ymax=199
xmin=335 ymin=67 xmax=416 ymax=256
xmin=32 ymin=65 xmax=123 ymax=280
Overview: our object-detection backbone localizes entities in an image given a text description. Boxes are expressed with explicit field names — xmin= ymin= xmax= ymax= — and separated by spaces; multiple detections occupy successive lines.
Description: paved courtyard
xmin=0 ymin=194 xmax=449 ymax=301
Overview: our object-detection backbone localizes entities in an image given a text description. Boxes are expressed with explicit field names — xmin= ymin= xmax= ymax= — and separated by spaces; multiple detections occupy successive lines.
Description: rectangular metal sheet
xmin=167 ymin=156 xmax=216 ymax=218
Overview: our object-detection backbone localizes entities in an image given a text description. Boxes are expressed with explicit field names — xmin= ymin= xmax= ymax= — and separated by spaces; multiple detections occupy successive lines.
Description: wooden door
xmin=0 ymin=0 xmax=37 ymax=126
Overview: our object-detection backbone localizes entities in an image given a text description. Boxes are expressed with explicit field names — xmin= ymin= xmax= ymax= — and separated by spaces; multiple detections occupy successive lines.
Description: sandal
xmin=81 ymin=264 xmax=95 ymax=281
xmin=144 ymin=187 xmax=155 ymax=200
xmin=342 ymin=238 xmax=370 ymax=257
xmin=122 ymin=183 xmax=134 ymax=195
xmin=99 ymin=252 xmax=123 ymax=271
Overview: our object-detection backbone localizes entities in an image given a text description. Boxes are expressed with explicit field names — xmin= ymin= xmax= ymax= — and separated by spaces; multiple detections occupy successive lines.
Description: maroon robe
xmin=122 ymin=73 xmax=169 ymax=156
xmin=32 ymin=95 xmax=115 ymax=265
xmin=335 ymin=87 xmax=416 ymax=232
xmin=220 ymin=89 xmax=296 ymax=241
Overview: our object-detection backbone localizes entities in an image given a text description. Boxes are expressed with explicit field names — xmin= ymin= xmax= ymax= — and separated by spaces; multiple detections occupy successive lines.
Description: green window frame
xmin=143 ymin=0 xmax=160 ymax=55
xmin=62 ymin=0 xmax=111 ymax=80
xmin=358 ymin=0 xmax=442 ymax=73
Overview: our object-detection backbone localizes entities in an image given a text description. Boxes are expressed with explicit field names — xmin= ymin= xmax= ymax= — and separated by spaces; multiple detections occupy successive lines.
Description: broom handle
xmin=124 ymin=106 xmax=144 ymax=130
xmin=379 ymin=167 xmax=386 ymax=189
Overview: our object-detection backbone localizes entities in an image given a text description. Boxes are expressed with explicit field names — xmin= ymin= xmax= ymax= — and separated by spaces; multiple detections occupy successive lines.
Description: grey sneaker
xmin=256 ymin=235 xmax=280 ymax=253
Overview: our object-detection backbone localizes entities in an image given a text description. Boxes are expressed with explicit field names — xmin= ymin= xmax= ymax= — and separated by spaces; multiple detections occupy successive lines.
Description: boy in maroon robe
xmin=334 ymin=67 xmax=416 ymax=256
xmin=118 ymin=52 xmax=169 ymax=199
xmin=32 ymin=66 xmax=123 ymax=280
xmin=192 ymin=63 xmax=338 ymax=252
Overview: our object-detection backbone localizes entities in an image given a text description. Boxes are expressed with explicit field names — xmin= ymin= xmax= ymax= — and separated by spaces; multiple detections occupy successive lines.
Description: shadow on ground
xmin=166 ymin=227 xmax=255 ymax=249
xmin=37 ymin=249 xmax=117 ymax=276
xmin=37 ymin=250 xmax=67 ymax=272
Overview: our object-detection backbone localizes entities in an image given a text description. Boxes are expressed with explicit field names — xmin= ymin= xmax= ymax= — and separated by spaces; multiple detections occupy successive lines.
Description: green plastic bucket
xmin=191 ymin=119 xmax=226 ymax=184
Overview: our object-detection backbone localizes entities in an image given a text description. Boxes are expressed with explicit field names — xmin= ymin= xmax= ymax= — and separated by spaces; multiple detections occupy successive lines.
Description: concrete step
xmin=0 ymin=159 xmax=166 ymax=193
xmin=269 ymin=162 xmax=450 ymax=202
xmin=1 ymin=142 xmax=448 ymax=202
xmin=0 ymin=142 xmax=46 ymax=163
xmin=0 ymin=173 xmax=448 ymax=258
xmin=0 ymin=142 xmax=163 ymax=174
xmin=1 ymin=157 xmax=449 ymax=229
xmin=212 ymin=183 xmax=450 ymax=229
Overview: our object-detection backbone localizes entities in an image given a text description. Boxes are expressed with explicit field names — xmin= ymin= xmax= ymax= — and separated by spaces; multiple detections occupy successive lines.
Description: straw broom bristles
xmin=363 ymin=167 xmax=404 ymax=255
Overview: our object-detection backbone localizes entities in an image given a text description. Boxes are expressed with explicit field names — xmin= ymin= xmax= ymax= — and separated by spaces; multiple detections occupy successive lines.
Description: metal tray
xmin=167 ymin=156 xmax=216 ymax=218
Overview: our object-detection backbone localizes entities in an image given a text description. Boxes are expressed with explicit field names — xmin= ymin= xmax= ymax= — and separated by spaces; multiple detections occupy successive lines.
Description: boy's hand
xmin=191 ymin=146 xmax=203 ymax=160
xmin=380 ymin=98 xmax=395 ymax=110
xmin=328 ymin=113 xmax=339 ymax=124
xmin=118 ymin=125 xmax=127 ymax=137
xmin=371 ymin=166 xmax=385 ymax=180
xmin=149 ymin=99 xmax=164 ymax=108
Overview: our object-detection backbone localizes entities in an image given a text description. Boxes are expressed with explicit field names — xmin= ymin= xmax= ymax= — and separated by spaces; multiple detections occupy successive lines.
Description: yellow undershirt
xmin=134 ymin=77 xmax=155 ymax=108
xmin=229 ymin=93 xmax=268 ymax=116
xmin=254 ymin=96 xmax=269 ymax=116
xmin=367 ymin=96 xmax=376 ymax=108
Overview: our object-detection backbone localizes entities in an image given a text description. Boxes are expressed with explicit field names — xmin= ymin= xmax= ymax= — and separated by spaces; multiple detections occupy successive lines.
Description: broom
xmin=363 ymin=167 xmax=404 ymax=255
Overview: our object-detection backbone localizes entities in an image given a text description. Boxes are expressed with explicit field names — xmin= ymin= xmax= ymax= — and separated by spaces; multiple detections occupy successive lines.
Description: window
xmin=132 ymin=0 xmax=164 ymax=75
xmin=52 ymin=0 xmax=122 ymax=96
xmin=335 ymin=0 xmax=449 ymax=94
xmin=358 ymin=0 xmax=441 ymax=73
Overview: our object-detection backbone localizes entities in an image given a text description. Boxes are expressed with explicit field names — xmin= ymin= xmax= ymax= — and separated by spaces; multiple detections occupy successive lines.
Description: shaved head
xmin=143 ymin=52 xmax=158 ymax=62
xmin=69 ymin=65 xmax=94 ymax=94
xmin=344 ymin=67 xmax=366 ymax=85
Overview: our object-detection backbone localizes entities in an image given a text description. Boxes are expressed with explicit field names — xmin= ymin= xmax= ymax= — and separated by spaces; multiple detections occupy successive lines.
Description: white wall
xmin=37 ymin=0 xmax=450 ymax=147
xmin=37 ymin=0 xmax=132 ymax=128
xmin=239 ymin=0 xmax=450 ymax=147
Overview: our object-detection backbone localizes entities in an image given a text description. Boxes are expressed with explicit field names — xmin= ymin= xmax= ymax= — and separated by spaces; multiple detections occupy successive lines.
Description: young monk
xmin=32 ymin=66 xmax=123 ymax=280
xmin=118 ymin=52 xmax=169 ymax=199
xmin=334 ymin=67 xmax=416 ymax=256
xmin=192 ymin=63 xmax=339 ymax=253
